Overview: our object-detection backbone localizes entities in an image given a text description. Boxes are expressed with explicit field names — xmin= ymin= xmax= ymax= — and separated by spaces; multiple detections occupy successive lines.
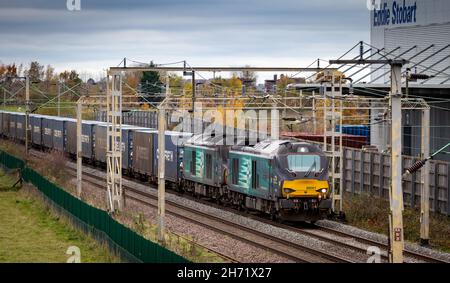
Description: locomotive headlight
xmin=284 ymin=188 xmax=295 ymax=194
xmin=316 ymin=188 xmax=327 ymax=193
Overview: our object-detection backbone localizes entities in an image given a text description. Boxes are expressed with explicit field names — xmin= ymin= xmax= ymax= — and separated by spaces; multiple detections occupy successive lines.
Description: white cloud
xmin=0 ymin=0 xmax=370 ymax=81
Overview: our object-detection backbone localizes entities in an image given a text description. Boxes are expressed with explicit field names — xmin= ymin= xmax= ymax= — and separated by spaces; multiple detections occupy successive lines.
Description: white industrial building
xmin=370 ymin=0 xmax=450 ymax=84
xmin=368 ymin=0 xmax=450 ymax=160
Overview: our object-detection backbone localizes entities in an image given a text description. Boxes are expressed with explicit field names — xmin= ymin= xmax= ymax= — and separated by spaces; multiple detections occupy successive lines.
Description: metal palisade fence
xmin=342 ymin=147 xmax=450 ymax=216
xmin=0 ymin=150 xmax=189 ymax=263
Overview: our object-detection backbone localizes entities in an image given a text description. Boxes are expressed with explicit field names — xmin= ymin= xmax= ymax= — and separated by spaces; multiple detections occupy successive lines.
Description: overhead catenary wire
xmin=361 ymin=41 xmax=450 ymax=79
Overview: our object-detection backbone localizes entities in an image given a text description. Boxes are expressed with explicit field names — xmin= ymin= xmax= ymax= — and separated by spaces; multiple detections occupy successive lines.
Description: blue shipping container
xmin=31 ymin=115 xmax=44 ymax=146
xmin=152 ymin=131 xmax=192 ymax=183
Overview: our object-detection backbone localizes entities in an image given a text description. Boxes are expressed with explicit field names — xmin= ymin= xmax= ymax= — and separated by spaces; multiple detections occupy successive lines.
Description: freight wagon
xmin=50 ymin=117 xmax=67 ymax=152
xmin=281 ymin=131 xmax=368 ymax=149
xmin=0 ymin=110 xmax=332 ymax=222
xmin=151 ymin=131 xmax=192 ymax=184
xmin=93 ymin=123 xmax=147 ymax=170
xmin=336 ymin=125 xmax=370 ymax=141
xmin=132 ymin=129 xmax=157 ymax=178
xmin=1 ymin=112 xmax=26 ymax=142
xmin=1 ymin=112 xmax=11 ymax=138
xmin=65 ymin=119 xmax=98 ymax=160
xmin=14 ymin=113 xmax=26 ymax=142
xmin=7 ymin=112 xmax=17 ymax=139
xmin=30 ymin=114 xmax=44 ymax=147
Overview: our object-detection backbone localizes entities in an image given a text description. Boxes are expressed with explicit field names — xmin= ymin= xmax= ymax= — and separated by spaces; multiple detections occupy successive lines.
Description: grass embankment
xmin=343 ymin=193 xmax=450 ymax=253
xmin=0 ymin=141 xmax=226 ymax=262
xmin=0 ymin=106 xmax=25 ymax=112
xmin=127 ymin=213 xmax=226 ymax=263
xmin=0 ymin=104 xmax=97 ymax=119
xmin=0 ymin=168 xmax=119 ymax=263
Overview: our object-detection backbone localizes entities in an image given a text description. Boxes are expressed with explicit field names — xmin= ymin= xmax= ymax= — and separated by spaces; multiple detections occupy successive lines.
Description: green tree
xmin=25 ymin=61 xmax=44 ymax=82
xmin=140 ymin=61 xmax=163 ymax=102
xmin=276 ymin=74 xmax=294 ymax=96
xmin=44 ymin=65 xmax=55 ymax=82
xmin=59 ymin=70 xmax=82 ymax=85
xmin=234 ymin=65 xmax=257 ymax=87
xmin=0 ymin=63 xmax=17 ymax=79
xmin=169 ymin=74 xmax=183 ymax=96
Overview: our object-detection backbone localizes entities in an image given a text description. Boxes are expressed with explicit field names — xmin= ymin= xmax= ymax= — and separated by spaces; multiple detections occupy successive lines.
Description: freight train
xmin=0 ymin=110 xmax=331 ymax=222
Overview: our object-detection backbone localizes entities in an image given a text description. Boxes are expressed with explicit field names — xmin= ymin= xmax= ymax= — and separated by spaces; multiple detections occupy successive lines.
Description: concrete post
xmin=76 ymin=99 xmax=82 ymax=198
xmin=420 ymin=108 xmax=431 ymax=245
xmin=57 ymin=82 xmax=61 ymax=117
xmin=25 ymin=76 xmax=30 ymax=155
xmin=312 ymin=91 xmax=316 ymax=134
xmin=389 ymin=63 xmax=404 ymax=263
xmin=157 ymin=75 xmax=170 ymax=244
xmin=157 ymin=108 xmax=166 ymax=243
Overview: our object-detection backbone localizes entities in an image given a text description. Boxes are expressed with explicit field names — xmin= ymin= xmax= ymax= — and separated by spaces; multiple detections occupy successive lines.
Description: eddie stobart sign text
xmin=373 ymin=0 xmax=417 ymax=27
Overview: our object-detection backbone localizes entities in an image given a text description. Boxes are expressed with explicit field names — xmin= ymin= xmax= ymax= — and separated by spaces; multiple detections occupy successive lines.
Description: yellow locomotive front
xmin=275 ymin=142 xmax=331 ymax=222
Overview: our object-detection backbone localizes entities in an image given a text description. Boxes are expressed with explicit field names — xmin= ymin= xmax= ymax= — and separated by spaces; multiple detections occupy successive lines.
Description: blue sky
xmin=0 ymin=0 xmax=370 ymax=80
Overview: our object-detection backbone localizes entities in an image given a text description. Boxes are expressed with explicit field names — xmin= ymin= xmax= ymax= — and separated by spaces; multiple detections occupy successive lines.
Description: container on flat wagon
xmin=65 ymin=119 xmax=98 ymax=159
xmin=336 ymin=125 xmax=370 ymax=139
xmin=42 ymin=117 xmax=54 ymax=149
xmin=14 ymin=113 xmax=26 ymax=142
xmin=93 ymin=123 xmax=146 ymax=170
xmin=281 ymin=131 xmax=368 ymax=149
xmin=92 ymin=122 xmax=108 ymax=164
xmin=151 ymin=131 xmax=193 ymax=183
xmin=2 ymin=112 xmax=11 ymax=138
xmin=132 ymin=129 xmax=157 ymax=176
xmin=122 ymin=125 xmax=148 ymax=171
xmin=6 ymin=112 xmax=18 ymax=139
xmin=30 ymin=114 xmax=44 ymax=146
xmin=50 ymin=117 xmax=67 ymax=152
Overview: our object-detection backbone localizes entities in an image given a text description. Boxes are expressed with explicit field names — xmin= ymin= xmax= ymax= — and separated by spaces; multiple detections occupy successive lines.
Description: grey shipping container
xmin=65 ymin=118 xmax=77 ymax=155
xmin=98 ymin=110 xmax=159 ymax=128
xmin=2 ymin=112 xmax=10 ymax=137
xmin=95 ymin=124 xmax=148 ymax=169
xmin=132 ymin=129 xmax=157 ymax=176
xmin=15 ymin=113 xmax=26 ymax=142
xmin=152 ymin=131 xmax=193 ymax=183
xmin=42 ymin=117 xmax=54 ymax=149
xmin=31 ymin=115 xmax=44 ymax=146
xmin=94 ymin=124 xmax=146 ymax=170
xmin=93 ymin=123 xmax=108 ymax=163
xmin=66 ymin=120 xmax=98 ymax=159
xmin=122 ymin=126 xmax=147 ymax=171
xmin=51 ymin=117 xmax=66 ymax=151
xmin=7 ymin=112 xmax=17 ymax=139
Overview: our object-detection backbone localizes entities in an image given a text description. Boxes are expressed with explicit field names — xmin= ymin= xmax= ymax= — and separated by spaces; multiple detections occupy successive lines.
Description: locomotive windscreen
xmin=287 ymin=155 xmax=321 ymax=173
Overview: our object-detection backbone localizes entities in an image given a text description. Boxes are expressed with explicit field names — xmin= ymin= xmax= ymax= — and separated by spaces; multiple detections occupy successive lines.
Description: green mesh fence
xmin=0 ymin=150 xmax=189 ymax=263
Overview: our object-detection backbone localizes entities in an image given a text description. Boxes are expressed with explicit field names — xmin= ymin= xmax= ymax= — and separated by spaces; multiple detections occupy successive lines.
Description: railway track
xmin=66 ymin=165 xmax=354 ymax=263
xmin=28 ymin=149 xmax=450 ymax=263
xmin=314 ymin=225 xmax=450 ymax=263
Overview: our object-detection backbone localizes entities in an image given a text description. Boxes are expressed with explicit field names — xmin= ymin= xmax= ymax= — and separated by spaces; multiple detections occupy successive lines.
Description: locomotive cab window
xmin=287 ymin=155 xmax=321 ymax=172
